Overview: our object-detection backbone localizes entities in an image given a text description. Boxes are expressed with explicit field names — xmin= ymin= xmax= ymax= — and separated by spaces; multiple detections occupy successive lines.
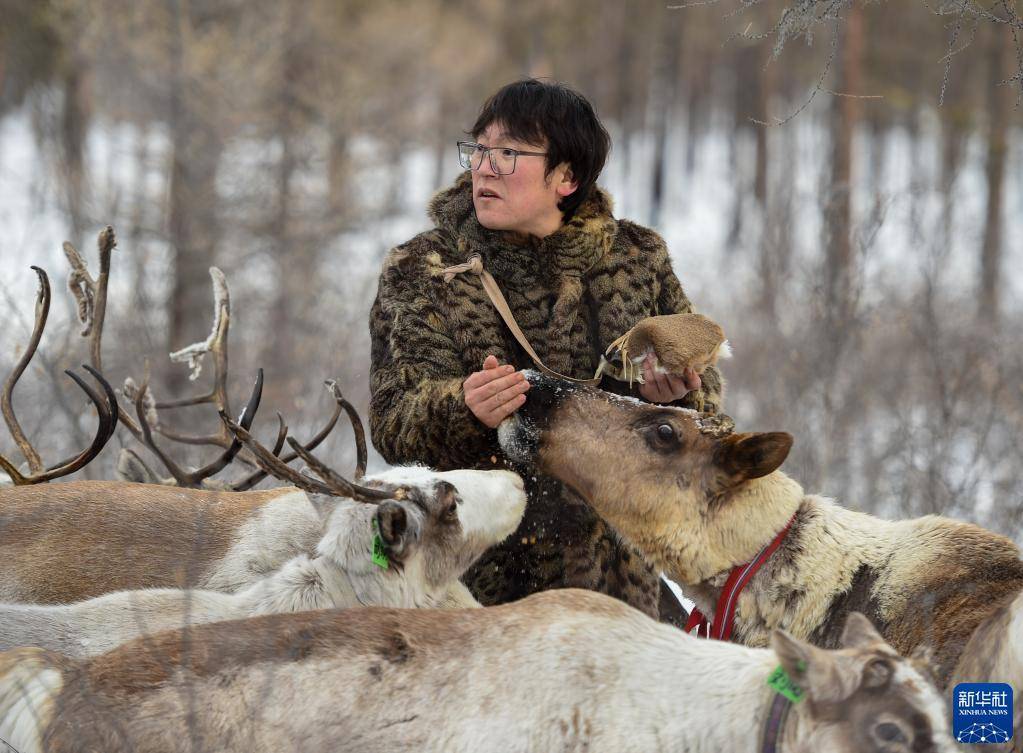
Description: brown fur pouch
xmin=597 ymin=313 xmax=731 ymax=385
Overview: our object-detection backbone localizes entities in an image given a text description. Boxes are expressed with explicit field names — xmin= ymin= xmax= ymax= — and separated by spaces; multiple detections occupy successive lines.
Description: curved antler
xmin=284 ymin=437 xmax=399 ymax=502
xmin=325 ymin=380 xmax=367 ymax=479
xmin=1 ymin=267 xmax=120 ymax=485
xmin=133 ymin=369 xmax=264 ymax=488
xmin=220 ymin=415 xmax=334 ymax=496
xmin=2 ymin=267 xmax=51 ymax=473
xmin=221 ymin=411 xmax=402 ymax=503
xmin=229 ymin=381 xmax=348 ymax=491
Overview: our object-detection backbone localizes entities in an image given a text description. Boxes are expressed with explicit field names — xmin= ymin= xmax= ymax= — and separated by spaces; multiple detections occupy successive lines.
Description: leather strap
xmin=760 ymin=691 xmax=792 ymax=753
xmin=685 ymin=514 xmax=796 ymax=641
xmin=443 ymin=253 xmax=602 ymax=386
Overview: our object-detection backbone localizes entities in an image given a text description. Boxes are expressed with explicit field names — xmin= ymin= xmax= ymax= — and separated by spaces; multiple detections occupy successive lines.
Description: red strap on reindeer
xmin=684 ymin=515 xmax=796 ymax=642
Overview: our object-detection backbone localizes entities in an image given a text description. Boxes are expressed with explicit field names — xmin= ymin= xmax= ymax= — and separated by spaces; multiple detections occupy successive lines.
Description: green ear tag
xmin=371 ymin=520 xmax=389 ymax=570
xmin=767 ymin=665 xmax=805 ymax=704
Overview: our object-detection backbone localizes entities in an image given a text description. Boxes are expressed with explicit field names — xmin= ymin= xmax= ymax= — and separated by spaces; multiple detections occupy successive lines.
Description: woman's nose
xmin=477 ymin=151 xmax=498 ymax=176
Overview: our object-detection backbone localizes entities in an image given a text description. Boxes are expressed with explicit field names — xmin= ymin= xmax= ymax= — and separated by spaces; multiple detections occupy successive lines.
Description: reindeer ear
xmin=908 ymin=644 xmax=939 ymax=686
xmin=771 ymin=629 xmax=861 ymax=705
xmin=376 ymin=502 xmax=410 ymax=556
xmin=716 ymin=432 xmax=792 ymax=482
xmin=840 ymin=612 xmax=885 ymax=649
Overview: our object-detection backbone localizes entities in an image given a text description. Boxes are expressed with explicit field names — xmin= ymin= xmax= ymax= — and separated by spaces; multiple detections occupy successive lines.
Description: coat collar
xmin=427 ymin=172 xmax=618 ymax=283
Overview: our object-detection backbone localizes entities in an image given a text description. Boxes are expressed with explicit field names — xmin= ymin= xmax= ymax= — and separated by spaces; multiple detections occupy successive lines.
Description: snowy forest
xmin=2 ymin=0 xmax=1022 ymax=540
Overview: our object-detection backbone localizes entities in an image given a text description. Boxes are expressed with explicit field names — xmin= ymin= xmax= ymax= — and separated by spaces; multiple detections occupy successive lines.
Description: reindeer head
xmin=499 ymin=372 xmax=801 ymax=583
xmin=323 ymin=466 xmax=527 ymax=593
xmin=776 ymin=612 xmax=954 ymax=753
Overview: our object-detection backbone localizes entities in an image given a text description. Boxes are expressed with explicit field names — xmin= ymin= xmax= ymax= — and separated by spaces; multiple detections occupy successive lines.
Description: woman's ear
xmin=555 ymin=164 xmax=578 ymax=198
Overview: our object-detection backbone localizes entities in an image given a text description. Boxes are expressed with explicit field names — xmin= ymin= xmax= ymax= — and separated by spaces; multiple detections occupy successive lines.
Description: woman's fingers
xmin=682 ymin=367 xmax=702 ymax=392
xmin=639 ymin=355 xmax=698 ymax=404
xmin=466 ymin=370 xmax=527 ymax=406
xmin=463 ymin=362 xmax=513 ymax=390
xmin=489 ymin=391 xmax=528 ymax=424
xmin=463 ymin=357 xmax=530 ymax=427
xmin=479 ymin=378 xmax=530 ymax=414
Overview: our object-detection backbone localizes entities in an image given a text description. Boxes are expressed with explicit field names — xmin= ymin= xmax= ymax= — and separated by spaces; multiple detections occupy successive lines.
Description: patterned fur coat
xmin=368 ymin=172 xmax=723 ymax=619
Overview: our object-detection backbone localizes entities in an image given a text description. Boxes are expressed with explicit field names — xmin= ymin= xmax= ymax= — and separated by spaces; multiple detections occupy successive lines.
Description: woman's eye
xmin=657 ymin=424 xmax=675 ymax=441
xmin=500 ymin=148 xmax=516 ymax=158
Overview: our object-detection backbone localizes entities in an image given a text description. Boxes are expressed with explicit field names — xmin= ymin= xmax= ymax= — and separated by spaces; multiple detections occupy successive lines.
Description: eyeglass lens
xmin=458 ymin=144 xmax=516 ymax=175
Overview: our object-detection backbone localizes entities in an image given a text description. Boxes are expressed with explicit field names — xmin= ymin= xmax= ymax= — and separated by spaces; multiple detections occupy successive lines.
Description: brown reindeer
xmin=499 ymin=371 xmax=1023 ymax=687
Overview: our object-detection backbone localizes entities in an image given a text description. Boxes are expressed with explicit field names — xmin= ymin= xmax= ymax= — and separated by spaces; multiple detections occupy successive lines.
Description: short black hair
xmin=469 ymin=79 xmax=611 ymax=222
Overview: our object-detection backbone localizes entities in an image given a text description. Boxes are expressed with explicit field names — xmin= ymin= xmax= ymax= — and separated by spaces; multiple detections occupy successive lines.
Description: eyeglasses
xmin=457 ymin=141 xmax=546 ymax=175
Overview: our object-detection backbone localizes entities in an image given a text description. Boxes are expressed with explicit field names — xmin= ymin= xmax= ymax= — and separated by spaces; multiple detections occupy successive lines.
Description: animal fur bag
xmin=596 ymin=313 xmax=731 ymax=385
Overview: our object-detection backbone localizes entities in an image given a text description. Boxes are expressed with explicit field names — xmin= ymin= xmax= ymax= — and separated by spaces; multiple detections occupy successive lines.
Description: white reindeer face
xmin=364 ymin=467 xmax=526 ymax=587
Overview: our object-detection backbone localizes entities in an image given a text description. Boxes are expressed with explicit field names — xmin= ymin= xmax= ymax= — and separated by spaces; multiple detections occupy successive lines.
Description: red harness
xmin=684 ymin=515 xmax=796 ymax=641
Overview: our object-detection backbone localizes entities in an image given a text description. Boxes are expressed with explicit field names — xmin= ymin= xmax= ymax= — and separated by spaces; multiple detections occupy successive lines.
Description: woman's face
xmin=470 ymin=122 xmax=577 ymax=239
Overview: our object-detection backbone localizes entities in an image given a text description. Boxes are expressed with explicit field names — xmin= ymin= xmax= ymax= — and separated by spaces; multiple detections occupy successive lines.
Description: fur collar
xmin=427 ymin=171 xmax=618 ymax=282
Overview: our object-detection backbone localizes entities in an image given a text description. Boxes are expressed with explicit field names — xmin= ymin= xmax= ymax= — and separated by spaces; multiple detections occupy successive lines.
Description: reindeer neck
xmin=670 ymin=471 xmax=803 ymax=589
xmin=314 ymin=505 xmax=443 ymax=608
xmin=693 ymin=496 xmax=896 ymax=648
xmin=238 ymin=505 xmax=438 ymax=614
xmin=643 ymin=635 xmax=795 ymax=752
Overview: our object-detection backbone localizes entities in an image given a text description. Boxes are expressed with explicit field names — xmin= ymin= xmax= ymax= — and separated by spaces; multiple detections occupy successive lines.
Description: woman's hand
xmin=637 ymin=353 xmax=700 ymax=404
xmin=463 ymin=355 xmax=531 ymax=428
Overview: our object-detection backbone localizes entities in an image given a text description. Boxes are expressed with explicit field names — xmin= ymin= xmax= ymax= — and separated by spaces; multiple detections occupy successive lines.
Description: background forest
xmin=1 ymin=0 xmax=1021 ymax=540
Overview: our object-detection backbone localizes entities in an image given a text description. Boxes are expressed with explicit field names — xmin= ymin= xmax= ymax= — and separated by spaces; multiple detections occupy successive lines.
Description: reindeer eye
xmin=874 ymin=722 xmax=906 ymax=743
xmin=643 ymin=421 xmax=680 ymax=453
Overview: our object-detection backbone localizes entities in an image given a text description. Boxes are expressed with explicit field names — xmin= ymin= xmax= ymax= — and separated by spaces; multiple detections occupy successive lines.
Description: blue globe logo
xmin=956 ymin=722 xmax=1011 ymax=744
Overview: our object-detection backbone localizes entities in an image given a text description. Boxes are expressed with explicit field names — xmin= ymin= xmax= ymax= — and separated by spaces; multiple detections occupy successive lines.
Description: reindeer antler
xmin=65 ymin=232 xmax=280 ymax=488
xmin=325 ymin=380 xmax=368 ymax=479
xmin=152 ymin=268 xmax=235 ymax=447
xmin=132 ymin=368 xmax=264 ymax=488
xmin=221 ymin=397 xmax=402 ymax=503
xmin=229 ymin=380 xmax=356 ymax=491
xmin=0 ymin=267 xmax=119 ymax=485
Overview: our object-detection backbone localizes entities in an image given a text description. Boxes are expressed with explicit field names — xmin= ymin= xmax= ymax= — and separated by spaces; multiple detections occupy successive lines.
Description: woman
xmin=369 ymin=78 xmax=723 ymax=620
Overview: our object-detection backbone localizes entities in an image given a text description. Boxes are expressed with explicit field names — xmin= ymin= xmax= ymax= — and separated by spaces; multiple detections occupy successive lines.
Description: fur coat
xmin=368 ymin=172 xmax=723 ymax=618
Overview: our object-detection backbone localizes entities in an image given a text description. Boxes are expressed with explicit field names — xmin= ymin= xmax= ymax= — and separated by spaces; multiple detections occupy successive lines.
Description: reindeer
xmin=0 ymin=591 xmax=953 ymax=753
xmin=0 ymin=387 xmax=525 ymax=613
xmin=2 ymin=235 xmax=504 ymax=610
xmin=946 ymin=589 xmax=1023 ymax=751
xmin=498 ymin=372 xmax=1023 ymax=687
xmin=0 ymin=462 xmax=526 ymax=658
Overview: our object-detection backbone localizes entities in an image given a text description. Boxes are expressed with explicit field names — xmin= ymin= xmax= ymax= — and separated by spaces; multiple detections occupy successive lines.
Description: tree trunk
xmin=649 ymin=20 xmax=680 ymax=228
xmin=824 ymin=3 xmax=864 ymax=321
xmin=267 ymin=11 xmax=319 ymax=396
xmin=328 ymin=130 xmax=350 ymax=214
xmin=754 ymin=45 xmax=775 ymax=315
xmin=60 ymin=63 xmax=89 ymax=250
xmin=165 ymin=5 xmax=223 ymax=393
xmin=978 ymin=24 xmax=1010 ymax=325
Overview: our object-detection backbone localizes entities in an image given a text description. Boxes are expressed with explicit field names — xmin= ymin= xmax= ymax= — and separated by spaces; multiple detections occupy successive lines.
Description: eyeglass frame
xmin=457 ymin=141 xmax=547 ymax=175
